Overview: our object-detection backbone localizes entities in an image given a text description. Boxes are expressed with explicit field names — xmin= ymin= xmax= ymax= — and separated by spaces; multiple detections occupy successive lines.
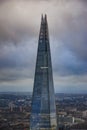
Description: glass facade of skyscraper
xmin=30 ymin=15 xmax=57 ymax=130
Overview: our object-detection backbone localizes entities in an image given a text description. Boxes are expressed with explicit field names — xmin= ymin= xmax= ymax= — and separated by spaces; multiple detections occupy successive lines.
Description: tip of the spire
xmin=45 ymin=14 xmax=47 ymax=19
xmin=41 ymin=14 xmax=47 ymax=23
xmin=41 ymin=14 xmax=43 ymax=21
xmin=41 ymin=14 xmax=43 ymax=19
xmin=44 ymin=14 xmax=47 ymax=23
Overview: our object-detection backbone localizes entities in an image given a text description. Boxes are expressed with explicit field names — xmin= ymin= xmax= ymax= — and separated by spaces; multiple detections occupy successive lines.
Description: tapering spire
xmin=30 ymin=15 xmax=57 ymax=130
xmin=45 ymin=14 xmax=47 ymax=22
xmin=41 ymin=14 xmax=47 ymax=24
xmin=41 ymin=14 xmax=43 ymax=23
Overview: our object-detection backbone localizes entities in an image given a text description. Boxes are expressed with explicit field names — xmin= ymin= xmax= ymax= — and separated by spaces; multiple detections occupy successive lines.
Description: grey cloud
xmin=0 ymin=0 xmax=87 ymax=84
xmin=0 ymin=0 xmax=39 ymax=43
xmin=50 ymin=0 xmax=87 ymax=63
xmin=0 ymin=40 xmax=37 ymax=82
xmin=0 ymin=0 xmax=86 ymax=45
xmin=0 ymin=68 xmax=34 ymax=82
xmin=51 ymin=42 xmax=87 ymax=76
xmin=0 ymin=40 xmax=37 ymax=64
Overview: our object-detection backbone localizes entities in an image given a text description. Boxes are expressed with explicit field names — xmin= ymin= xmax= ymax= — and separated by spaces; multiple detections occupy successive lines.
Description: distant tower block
xmin=30 ymin=15 xmax=58 ymax=130
xmin=20 ymin=106 xmax=23 ymax=112
xmin=9 ymin=102 xmax=14 ymax=112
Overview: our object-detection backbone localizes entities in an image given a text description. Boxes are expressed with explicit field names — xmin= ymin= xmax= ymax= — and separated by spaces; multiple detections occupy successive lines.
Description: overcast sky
xmin=0 ymin=0 xmax=87 ymax=93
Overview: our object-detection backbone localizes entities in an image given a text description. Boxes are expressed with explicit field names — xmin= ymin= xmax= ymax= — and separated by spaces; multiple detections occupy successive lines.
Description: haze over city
xmin=0 ymin=0 xmax=87 ymax=93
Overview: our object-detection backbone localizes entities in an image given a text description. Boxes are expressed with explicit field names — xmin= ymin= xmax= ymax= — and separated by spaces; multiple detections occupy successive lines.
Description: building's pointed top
xmin=41 ymin=14 xmax=47 ymax=24
xmin=45 ymin=14 xmax=47 ymax=21
xmin=44 ymin=14 xmax=47 ymax=25
xmin=41 ymin=14 xmax=43 ymax=22
xmin=30 ymin=14 xmax=57 ymax=130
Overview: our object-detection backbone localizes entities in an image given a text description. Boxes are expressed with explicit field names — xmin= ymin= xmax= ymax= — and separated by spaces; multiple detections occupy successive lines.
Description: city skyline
xmin=0 ymin=0 xmax=87 ymax=93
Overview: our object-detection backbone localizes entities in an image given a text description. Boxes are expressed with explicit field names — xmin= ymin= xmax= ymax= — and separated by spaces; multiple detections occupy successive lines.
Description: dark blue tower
xmin=30 ymin=15 xmax=57 ymax=130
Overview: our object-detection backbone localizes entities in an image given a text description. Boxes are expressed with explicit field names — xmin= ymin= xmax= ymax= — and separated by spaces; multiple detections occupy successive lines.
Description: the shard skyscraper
xmin=30 ymin=15 xmax=57 ymax=130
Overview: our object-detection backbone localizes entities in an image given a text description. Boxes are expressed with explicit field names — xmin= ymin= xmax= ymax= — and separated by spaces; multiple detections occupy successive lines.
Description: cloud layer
xmin=0 ymin=0 xmax=87 ymax=93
